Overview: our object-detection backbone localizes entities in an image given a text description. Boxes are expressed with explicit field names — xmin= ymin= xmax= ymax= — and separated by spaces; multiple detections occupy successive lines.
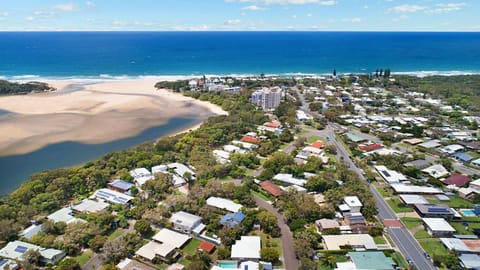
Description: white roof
xmin=19 ymin=224 xmax=42 ymax=240
xmin=206 ymin=197 xmax=243 ymax=213
xmin=152 ymin=228 xmax=191 ymax=248
xmin=72 ymin=199 xmax=109 ymax=213
xmin=0 ymin=240 xmax=64 ymax=261
xmin=470 ymin=178 xmax=480 ymax=186
xmin=130 ymin=168 xmax=152 ymax=178
xmin=135 ymin=241 xmax=175 ymax=260
xmin=339 ymin=204 xmax=351 ymax=212
xmin=168 ymin=163 xmax=195 ymax=177
xmin=151 ymin=165 xmax=168 ymax=174
xmin=335 ymin=262 xmax=357 ymax=270
xmin=47 ymin=208 xmax=83 ymax=224
xmin=418 ymin=140 xmax=441 ymax=149
xmin=390 ymin=183 xmax=443 ymax=194
xmin=374 ymin=165 xmax=407 ymax=183
xmin=213 ymin=149 xmax=230 ymax=160
xmin=302 ymin=146 xmax=322 ymax=154
xmin=440 ymin=238 xmax=471 ymax=252
xmin=94 ymin=188 xmax=133 ymax=205
xmin=344 ymin=196 xmax=362 ymax=208
xmin=472 ymin=158 xmax=480 ymax=166
xmin=273 ymin=173 xmax=307 ymax=186
xmin=232 ymin=140 xmax=257 ymax=150
xmin=322 ymin=234 xmax=377 ymax=250
xmin=440 ymin=144 xmax=464 ymax=154
xmin=399 ymin=194 xmax=429 ymax=205
xmin=422 ymin=164 xmax=450 ymax=178
xmin=231 ymin=236 xmax=261 ymax=259
xmin=423 ymin=218 xmax=455 ymax=232
xmin=170 ymin=211 xmax=202 ymax=229
xmin=224 ymin=145 xmax=241 ymax=153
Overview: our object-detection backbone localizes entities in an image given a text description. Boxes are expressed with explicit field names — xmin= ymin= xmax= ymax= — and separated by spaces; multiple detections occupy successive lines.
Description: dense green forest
xmin=0 ymin=80 xmax=54 ymax=95
xmin=390 ymin=75 xmax=480 ymax=112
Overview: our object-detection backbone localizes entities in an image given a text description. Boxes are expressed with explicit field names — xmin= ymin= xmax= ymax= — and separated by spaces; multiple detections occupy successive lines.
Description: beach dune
xmin=0 ymin=80 xmax=226 ymax=156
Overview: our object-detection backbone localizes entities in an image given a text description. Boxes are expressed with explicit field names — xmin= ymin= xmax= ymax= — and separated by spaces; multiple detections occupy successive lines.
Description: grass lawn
xmin=426 ymin=195 xmax=473 ymax=208
xmin=317 ymin=254 xmax=348 ymax=270
xmin=401 ymin=217 xmax=423 ymax=230
xmin=252 ymin=190 xmax=272 ymax=202
xmin=467 ymin=151 xmax=480 ymax=159
xmin=182 ymin=238 xmax=201 ymax=255
xmin=414 ymin=230 xmax=431 ymax=239
xmin=450 ymin=221 xmax=480 ymax=235
xmin=178 ymin=258 xmax=191 ymax=267
xmin=391 ymin=251 xmax=408 ymax=269
xmin=373 ymin=235 xmax=387 ymax=244
xmin=418 ymin=238 xmax=448 ymax=256
xmin=375 ymin=185 xmax=393 ymax=198
xmin=306 ymin=135 xmax=324 ymax=144
xmin=107 ymin=228 xmax=125 ymax=241
xmin=74 ymin=250 xmax=93 ymax=266
xmin=256 ymin=231 xmax=283 ymax=266
xmin=387 ymin=198 xmax=414 ymax=213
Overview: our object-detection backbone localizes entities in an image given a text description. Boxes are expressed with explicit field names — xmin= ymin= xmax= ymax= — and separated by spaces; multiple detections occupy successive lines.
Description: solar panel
xmin=14 ymin=246 xmax=28 ymax=253
xmin=428 ymin=208 xmax=449 ymax=213
xmin=0 ymin=260 xmax=7 ymax=266
xmin=382 ymin=170 xmax=391 ymax=177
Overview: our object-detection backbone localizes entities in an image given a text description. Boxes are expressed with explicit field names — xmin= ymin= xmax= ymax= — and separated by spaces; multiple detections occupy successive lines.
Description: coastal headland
xmin=0 ymin=80 xmax=227 ymax=157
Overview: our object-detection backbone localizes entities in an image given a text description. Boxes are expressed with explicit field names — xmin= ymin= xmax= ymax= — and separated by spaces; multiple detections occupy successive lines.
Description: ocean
xmin=0 ymin=31 xmax=479 ymax=79
xmin=1 ymin=31 xmax=480 ymax=195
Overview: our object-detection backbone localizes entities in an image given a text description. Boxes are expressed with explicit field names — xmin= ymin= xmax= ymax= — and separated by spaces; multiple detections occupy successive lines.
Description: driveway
xmin=253 ymin=195 xmax=300 ymax=270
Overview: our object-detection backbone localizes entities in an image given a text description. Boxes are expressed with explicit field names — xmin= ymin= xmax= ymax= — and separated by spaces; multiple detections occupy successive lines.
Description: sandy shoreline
xmin=0 ymin=80 xmax=227 ymax=156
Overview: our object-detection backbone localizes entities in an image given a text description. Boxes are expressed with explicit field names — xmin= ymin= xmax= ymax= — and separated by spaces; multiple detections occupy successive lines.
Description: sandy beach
xmin=0 ymin=80 xmax=227 ymax=156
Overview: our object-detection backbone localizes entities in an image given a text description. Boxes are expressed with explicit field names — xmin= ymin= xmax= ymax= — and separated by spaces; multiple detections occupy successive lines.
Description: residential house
xmin=130 ymin=168 xmax=153 ymax=187
xmin=169 ymin=211 xmax=205 ymax=235
xmin=340 ymin=251 xmax=396 ymax=270
xmin=197 ymin=241 xmax=216 ymax=254
xmin=322 ymin=234 xmax=377 ymax=250
xmin=273 ymin=173 xmax=307 ymax=186
xmin=220 ymin=212 xmax=245 ymax=227
xmin=117 ymin=258 xmax=158 ymax=270
xmin=206 ymin=197 xmax=243 ymax=213
xmin=72 ymin=199 xmax=109 ymax=214
xmin=399 ymin=195 xmax=429 ymax=205
xmin=0 ymin=240 xmax=65 ymax=264
xmin=315 ymin=219 xmax=340 ymax=233
xmin=422 ymin=164 xmax=450 ymax=179
xmin=19 ymin=224 xmax=42 ymax=240
xmin=341 ymin=196 xmax=363 ymax=214
xmin=439 ymin=144 xmax=465 ymax=155
xmin=459 ymin=254 xmax=480 ymax=269
xmin=404 ymin=159 xmax=431 ymax=170
xmin=452 ymin=152 xmax=474 ymax=164
xmin=374 ymin=165 xmax=407 ymax=183
xmin=107 ymin=179 xmax=134 ymax=194
xmin=390 ymin=183 xmax=443 ymax=194
xmin=136 ymin=229 xmax=191 ymax=262
xmin=414 ymin=204 xmax=456 ymax=219
xmin=94 ymin=188 xmax=134 ymax=205
xmin=259 ymin=181 xmax=282 ymax=197
xmin=344 ymin=215 xmax=369 ymax=234
xmin=231 ymin=236 xmax=261 ymax=261
xmin=423 ymin=218 xmax=456 ymax=237
xmin=443 ymin=174 xmax=471 ymax=187
xmin=47 ymin=207 xmax=84 ymax=224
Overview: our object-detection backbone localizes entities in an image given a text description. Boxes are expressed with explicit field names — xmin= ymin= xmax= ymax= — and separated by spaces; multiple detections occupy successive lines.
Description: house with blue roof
xmin=220 ymin=212 xmax=245 ymax=227
xmin=108 ymin=179 xmax=134 ymax=194
xmin=452 ymin=152 xmax=474 ymax=164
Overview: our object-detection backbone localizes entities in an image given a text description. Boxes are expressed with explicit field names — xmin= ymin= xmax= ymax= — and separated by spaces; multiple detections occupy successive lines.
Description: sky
xmin=0 ymin=0 xmax=478 ymax=31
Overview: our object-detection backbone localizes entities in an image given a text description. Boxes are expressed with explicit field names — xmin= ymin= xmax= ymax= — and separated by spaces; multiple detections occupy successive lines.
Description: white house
xmin=231 ymin=236 xmax=261 ymax=261
xmin=72 ymin=199 xmax=109 ymax=214
xmin=130 ymin=168 xmax=153 ymax=187
xmin=423 ymin=218 xmax=455 ymax=237
xmin=206 ymin=197 xmax=243 ymax=213
xmin=47 ymin=208 xmax=84 ymax=224
xmin=439 ymin=144 xmax=465 ymax=155
xmin=422 ymin=164 xmax=450 ymax=179
xmin=169 ymin=211 xmax=205 ymax=235
xmin=342 ymin=196 xmax=363 ymax=214
xmin=374 ymin=165 xmax=407 ymax=183
xmin=19 ymin=224 xmax=42 ymax=240
xmin=273 ymin=173 xmax=307 ymax=186
xmin=0 ymin=240 xmax=65 ymax=264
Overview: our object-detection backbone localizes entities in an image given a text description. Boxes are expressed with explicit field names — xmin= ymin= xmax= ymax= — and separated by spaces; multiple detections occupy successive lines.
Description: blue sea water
xmin=0 ymin=31 xmax=479 ymax=79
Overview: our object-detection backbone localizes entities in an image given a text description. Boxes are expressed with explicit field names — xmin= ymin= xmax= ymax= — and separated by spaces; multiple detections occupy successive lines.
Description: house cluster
xmin=212 ymin=132 xmax=260 ymax=165
xmin=295 ymin=139 xmax=329 ymax=165
xmin=131 ymin=162 xmax=195 ymax=188
xmin=188 ymin=77 xmax=240 ymax=92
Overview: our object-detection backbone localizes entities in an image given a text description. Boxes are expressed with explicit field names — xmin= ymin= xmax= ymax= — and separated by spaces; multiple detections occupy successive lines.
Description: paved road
xmin=253 ymin=195 xmax=300 ymax=270
xmin=82 ymin=253 xmax=104 ymax=270
xmin=293 ymin=87 xmax=436 ymax=270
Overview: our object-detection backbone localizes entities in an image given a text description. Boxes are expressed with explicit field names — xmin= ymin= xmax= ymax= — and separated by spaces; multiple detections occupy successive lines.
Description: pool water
xmin=460 ymin=209 xmax=477 ymax=217
xmin=218 ymin=261 xmax=238 ymax=268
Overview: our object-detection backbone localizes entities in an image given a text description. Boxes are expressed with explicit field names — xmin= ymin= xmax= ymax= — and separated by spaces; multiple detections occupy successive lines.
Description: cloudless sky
xmin=0 ymin=0 xmax=478 ymax=31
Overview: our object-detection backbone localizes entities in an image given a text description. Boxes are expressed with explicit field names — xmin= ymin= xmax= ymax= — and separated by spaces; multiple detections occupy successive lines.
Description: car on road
xmin=424 ymin=252 xmax=431 ymax=260
xmin=406 ymin=258 xmax=413 ymax=265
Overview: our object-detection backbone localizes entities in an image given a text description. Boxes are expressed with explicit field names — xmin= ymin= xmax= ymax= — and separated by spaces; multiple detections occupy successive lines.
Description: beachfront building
xmin=251 ymin=87 xmax=282 ymax=111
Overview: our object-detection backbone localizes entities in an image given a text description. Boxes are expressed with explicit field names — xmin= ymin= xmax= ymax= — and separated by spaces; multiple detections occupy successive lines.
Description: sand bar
xmin=0 ymin=80 xmax=227 ymax=156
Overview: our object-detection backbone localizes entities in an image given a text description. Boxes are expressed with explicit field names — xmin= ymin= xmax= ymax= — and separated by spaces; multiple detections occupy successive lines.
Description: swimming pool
xmin=460 ymin=209 xmax=477 ymax=217
xmin=218 ymin=261 xmax=238 ymax=268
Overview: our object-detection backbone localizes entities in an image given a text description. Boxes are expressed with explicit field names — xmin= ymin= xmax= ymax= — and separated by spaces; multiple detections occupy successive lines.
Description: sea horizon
xmin=1 ymin=31 xmax=479 ymax=79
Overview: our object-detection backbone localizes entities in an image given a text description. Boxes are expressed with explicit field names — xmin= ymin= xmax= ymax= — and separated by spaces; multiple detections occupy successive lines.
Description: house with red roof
xmin=197 ymin=241 xmax=216 ymax=254
xmin=358 ymin=143 xmax=384 ymax=152
xmin=443 ymin=174 xmax=471 ymax=187
xmin=259 ymin=181 xmax=283 ymax=197
xmin=240 ymin=135 xmax=262 ymax=144
xmin=311 ymin=140 xmax=325 ymax=149
xmin=264 ymin=121 xmax=282 ymax=129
